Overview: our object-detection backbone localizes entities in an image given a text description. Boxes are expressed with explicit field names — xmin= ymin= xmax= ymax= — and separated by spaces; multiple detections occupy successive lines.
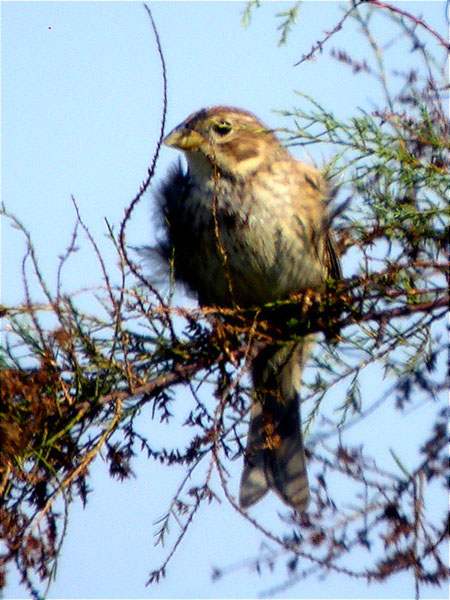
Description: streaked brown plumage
xmin=156 ymin=106 xmax=341 ymax=511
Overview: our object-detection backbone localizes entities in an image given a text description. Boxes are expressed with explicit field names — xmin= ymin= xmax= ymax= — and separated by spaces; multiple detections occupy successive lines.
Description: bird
xmin=155 ymin=106 xmax=341 ymax=511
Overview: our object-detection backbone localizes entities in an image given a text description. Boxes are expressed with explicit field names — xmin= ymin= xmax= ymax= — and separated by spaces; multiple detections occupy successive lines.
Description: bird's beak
xmin=163 ymin=126 xmax=204 ymax=151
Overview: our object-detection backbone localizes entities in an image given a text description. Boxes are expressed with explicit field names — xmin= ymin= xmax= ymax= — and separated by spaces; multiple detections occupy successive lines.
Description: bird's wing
xmin=325 ymin=232 xmax=342 ymax=281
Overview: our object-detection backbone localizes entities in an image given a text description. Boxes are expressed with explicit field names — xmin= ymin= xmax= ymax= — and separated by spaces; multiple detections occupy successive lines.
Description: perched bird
xmin=155 ymin=106 xmax=341 ymax=511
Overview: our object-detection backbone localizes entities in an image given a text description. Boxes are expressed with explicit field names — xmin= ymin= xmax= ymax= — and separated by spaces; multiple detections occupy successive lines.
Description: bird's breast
xmin=179 ymin=177 xmax=326 ymax=306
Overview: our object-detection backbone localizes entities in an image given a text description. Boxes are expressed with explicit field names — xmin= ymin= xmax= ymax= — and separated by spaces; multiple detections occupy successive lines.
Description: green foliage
xmin=240 ymin=0 xmax=261 ymax=28
xmin=276 ymin=2 xmax=301 ymax=46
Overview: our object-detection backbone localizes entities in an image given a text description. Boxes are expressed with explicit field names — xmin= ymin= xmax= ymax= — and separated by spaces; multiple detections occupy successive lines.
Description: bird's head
xmin=163 ymin=106 xmax=287 ymax=178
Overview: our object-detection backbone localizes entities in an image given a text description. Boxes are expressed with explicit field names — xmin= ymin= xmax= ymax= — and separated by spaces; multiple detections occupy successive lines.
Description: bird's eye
xmin=212 ymin=120 xmax=232 ymax=136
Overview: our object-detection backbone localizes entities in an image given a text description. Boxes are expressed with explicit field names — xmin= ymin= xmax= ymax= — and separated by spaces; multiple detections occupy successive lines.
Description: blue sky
xmin=2 ymin=1 xmax=448 ymax=598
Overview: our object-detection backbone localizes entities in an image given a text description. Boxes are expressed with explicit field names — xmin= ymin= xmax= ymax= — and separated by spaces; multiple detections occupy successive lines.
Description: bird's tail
xmin=239 ymin=340 xmax=311 ymax=511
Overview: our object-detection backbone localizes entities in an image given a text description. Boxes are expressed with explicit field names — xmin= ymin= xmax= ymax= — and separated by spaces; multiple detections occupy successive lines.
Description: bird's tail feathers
xmin=239 ymin=341 xmax=311 ymax=511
